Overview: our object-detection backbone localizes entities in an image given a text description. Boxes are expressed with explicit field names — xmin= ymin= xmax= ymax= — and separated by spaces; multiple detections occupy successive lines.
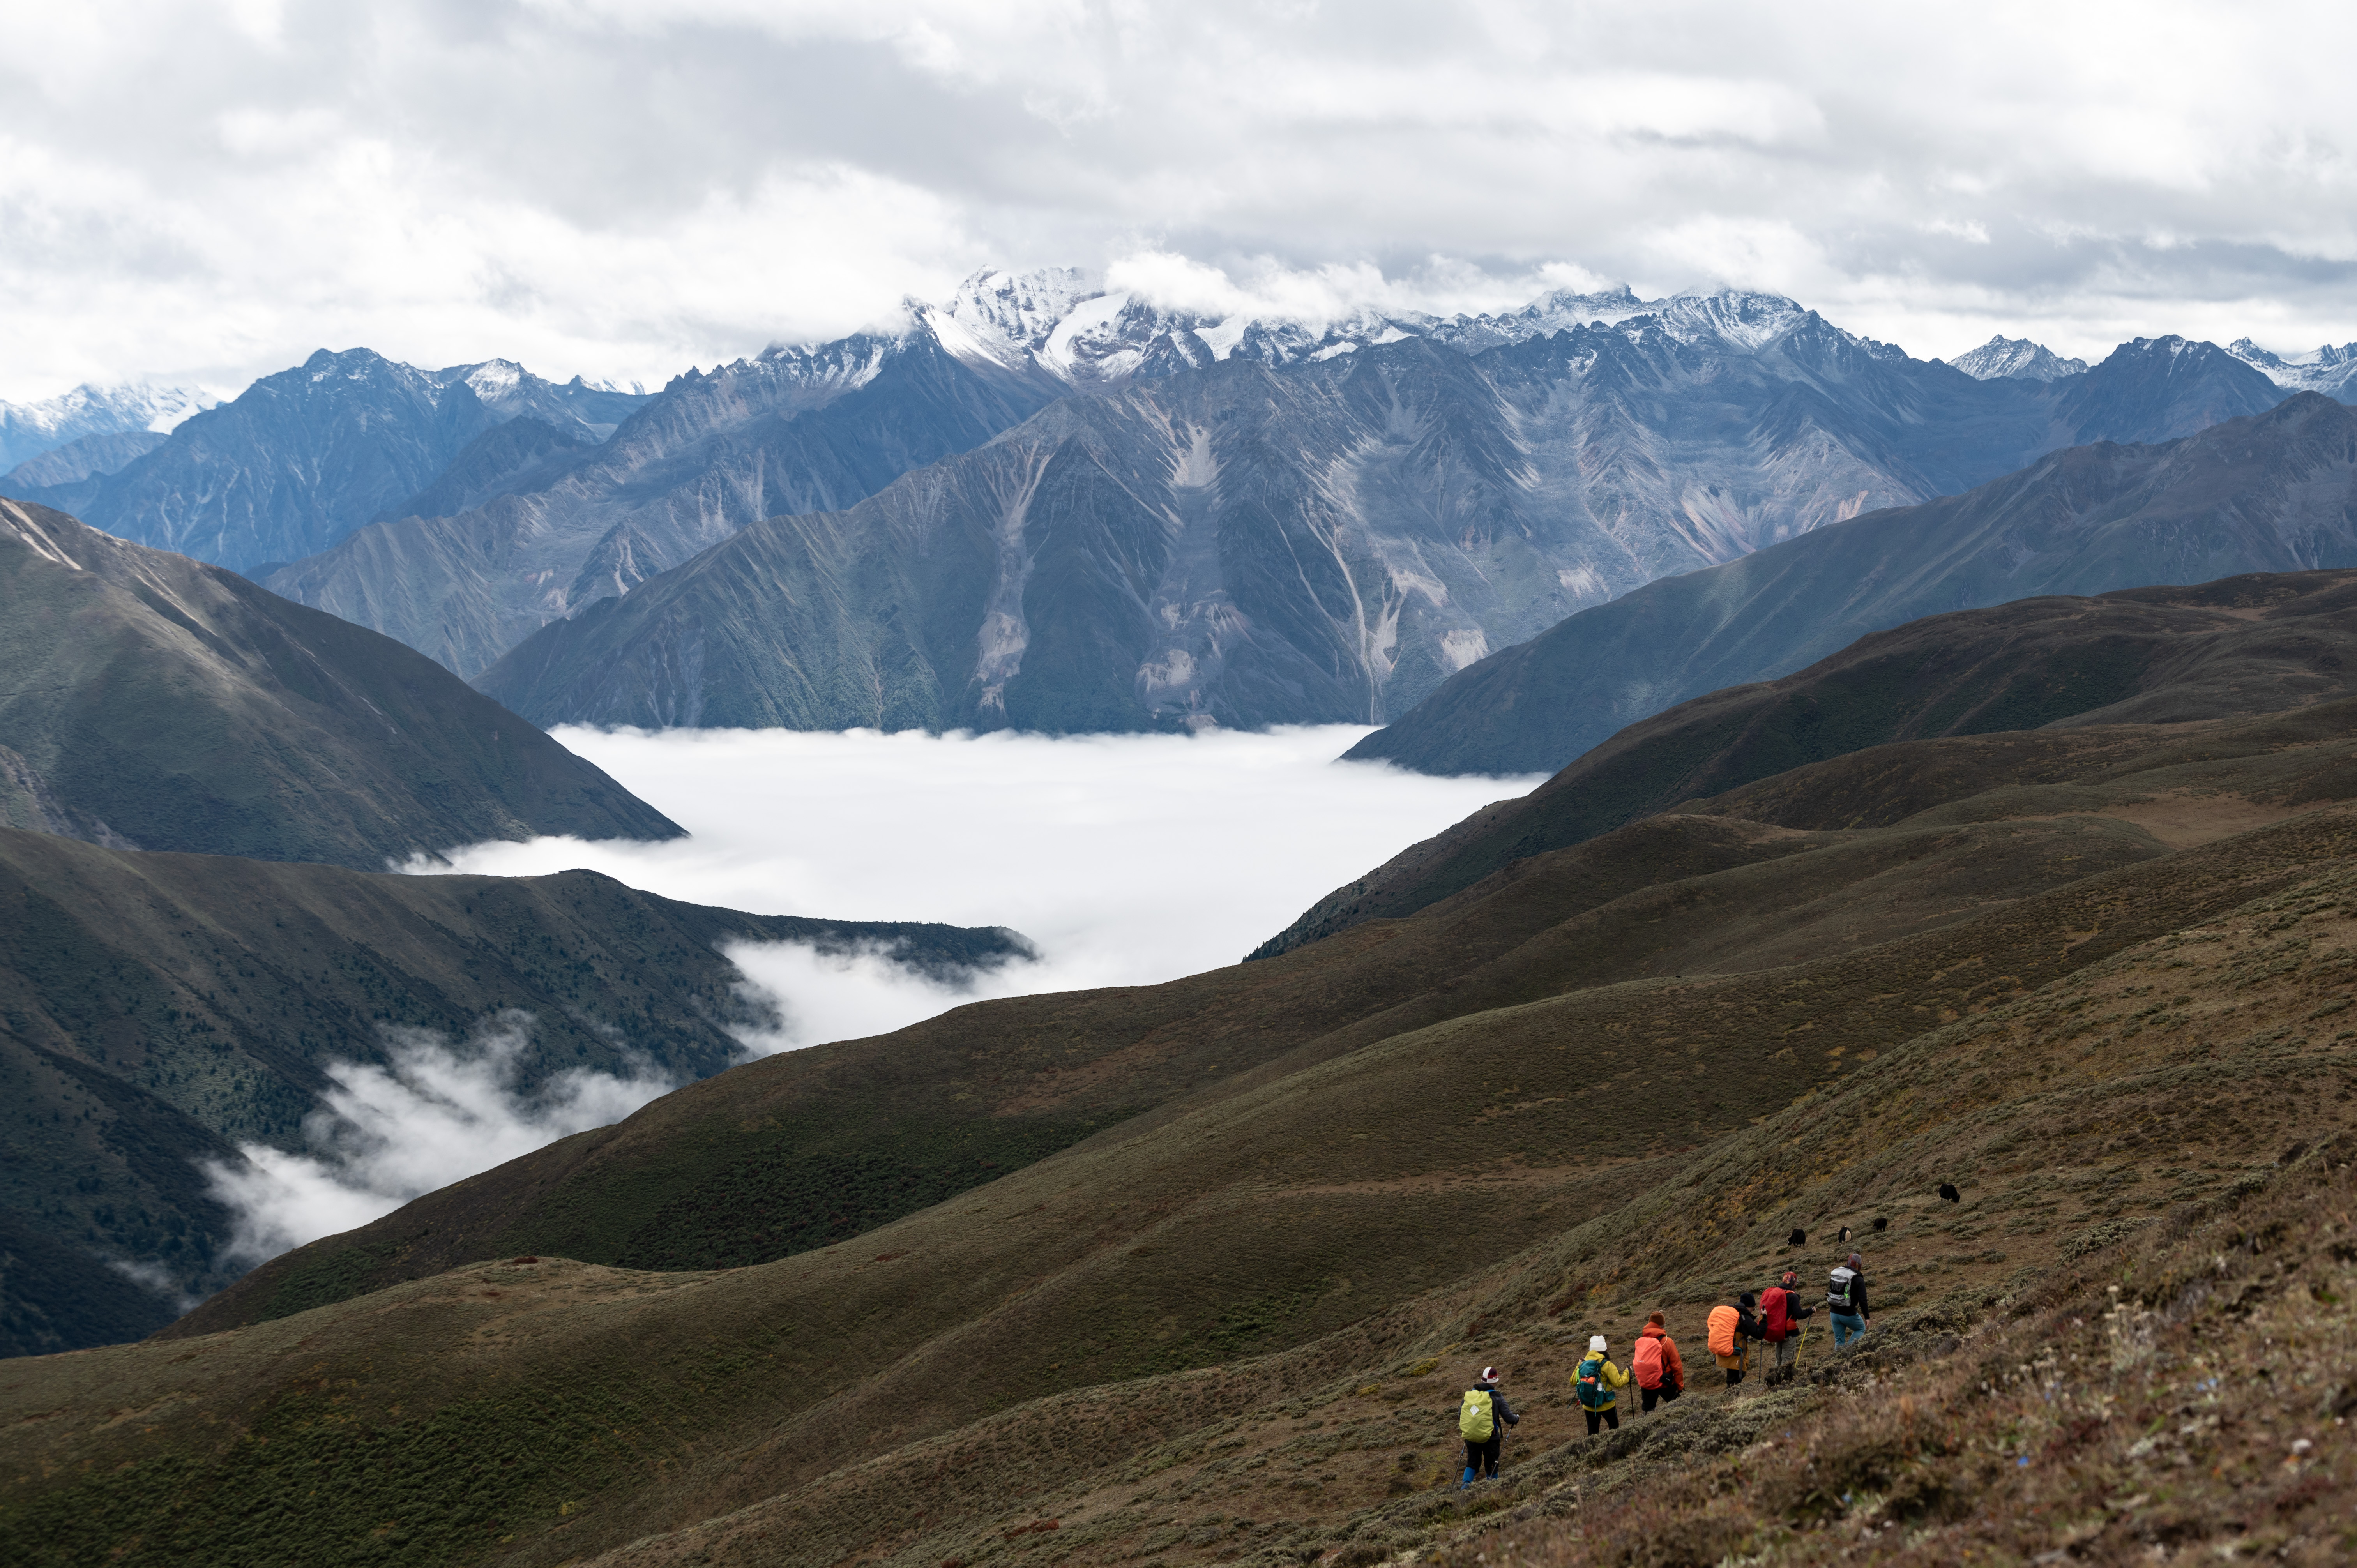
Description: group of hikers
xmin=1455 ymin=1254 xmax=1872 ymax=1486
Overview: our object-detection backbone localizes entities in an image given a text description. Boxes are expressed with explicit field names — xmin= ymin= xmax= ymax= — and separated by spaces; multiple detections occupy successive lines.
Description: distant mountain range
xmin=1348 ymin=391 xmax=2357 ymax=775
xmin=24 ymin=352 xmax=650 ymax=573
xmin=7 ymin=271 xmax=2350 ymax=729
xmin=0 ymin=381 xmax=212 ymax=471
xmin=473 ymin=306 xmax=2298 ymax=733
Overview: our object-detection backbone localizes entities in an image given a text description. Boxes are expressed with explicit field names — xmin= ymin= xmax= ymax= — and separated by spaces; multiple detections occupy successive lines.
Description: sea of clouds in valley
xmin=205 ymin=727 xmax=1533 ymax=1261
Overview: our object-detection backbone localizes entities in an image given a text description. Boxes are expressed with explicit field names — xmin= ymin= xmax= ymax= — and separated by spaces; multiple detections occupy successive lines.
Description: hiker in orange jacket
xmin=1707 ymin=1292 xmax=1767 ymax=1388
xmin=1758 ymin=1270 xmax=1815 ymax=1386
xmin=1631 ymin=1312 xmax=1685 ymax=1412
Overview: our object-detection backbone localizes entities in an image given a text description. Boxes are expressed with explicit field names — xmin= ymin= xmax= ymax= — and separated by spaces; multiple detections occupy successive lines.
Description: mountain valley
xmin=10 ymin=568 xmax=2357 ymax=1563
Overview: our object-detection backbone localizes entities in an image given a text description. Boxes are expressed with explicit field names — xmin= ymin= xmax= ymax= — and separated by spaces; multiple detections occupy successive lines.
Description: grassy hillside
xmin=0 ymin=825 xmax=1027 ymax=1353
xmin=6 ymin=684 xmax=2357 ymax=1563
xmin=1262 ymin=567 xmax=2357 ymax=956
xmin=0 ymin=498 xmax=677 ymax=869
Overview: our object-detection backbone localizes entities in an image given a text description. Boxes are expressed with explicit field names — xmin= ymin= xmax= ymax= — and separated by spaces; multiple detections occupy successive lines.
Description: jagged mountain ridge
xmin=474 ymin=313 xmax=2294 ymax=734
xmin=64 ymin=351 xmax=648 ymax=572
xmin=1947 ymin=333 xmax=2088 ymax=381
xmin=2229 ymin=335 xmax=2357 ymax=400
xmin=262 ymin=329 xmax=1067 ymax=676
xmin=0 ymin=381 xmax=211 ymax=471
xmin=1349 ymin=391 xmax=2357 ymax=776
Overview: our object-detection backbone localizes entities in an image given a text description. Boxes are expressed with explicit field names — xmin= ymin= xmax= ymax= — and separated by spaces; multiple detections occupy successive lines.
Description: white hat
xmin=1588 ymin=1334 xmax=1607 ymax=1352
xmin=1480 ymin=1365 xmax=1500 ymax=1382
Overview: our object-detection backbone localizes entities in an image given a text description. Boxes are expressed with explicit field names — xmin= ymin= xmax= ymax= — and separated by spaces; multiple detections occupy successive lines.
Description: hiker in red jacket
xmin=1758 ymin=1270 xmax=1815 ymax=1386
xmin=1631 ymin=1312 xmax=1685 ymax=1411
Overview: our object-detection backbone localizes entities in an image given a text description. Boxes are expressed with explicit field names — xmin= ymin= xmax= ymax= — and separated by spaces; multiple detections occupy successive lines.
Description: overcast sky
xmin=4 ymin=0 xmax=2353 ymax=401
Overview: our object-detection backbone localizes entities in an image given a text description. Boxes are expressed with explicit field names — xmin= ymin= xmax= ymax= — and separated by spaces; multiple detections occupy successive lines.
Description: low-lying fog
xmin=207 ymin=726 xmax=1535 ymax=1267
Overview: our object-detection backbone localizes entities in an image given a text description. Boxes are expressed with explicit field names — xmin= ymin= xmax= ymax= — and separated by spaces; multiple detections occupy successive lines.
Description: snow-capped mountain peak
xmin=2227 ymin=337 xmax=2357 ymax=399
xmin=0 ymin=381 xmax=217 ymax=471
xmin=1947 ymin=335 xmax=2089 ymax=382
xmin=1647 ymin=288 xmax=1816 ymax=352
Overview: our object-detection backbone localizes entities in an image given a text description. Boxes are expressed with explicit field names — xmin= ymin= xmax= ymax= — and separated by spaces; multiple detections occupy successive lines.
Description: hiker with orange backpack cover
xmin=1707 ymin=1292 xmax=1767 ymax=1388
xmin=1631 ymin=1313 xmax=1685 ymax=1412
xmin=1758 ymin=1270 xmax=1815 ymax=1386
xmin=1457 ymin=1366 xmax=1518 ymax=1488
xmin=1573 ymin=1335 xmax=1631 ymax=1435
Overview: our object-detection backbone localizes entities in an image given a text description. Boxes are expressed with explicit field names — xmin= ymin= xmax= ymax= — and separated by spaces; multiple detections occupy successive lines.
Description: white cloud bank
xmin=207 ymin=726 xmax=1531 ymax=1264
xmin=203 ymin=1010 xmax=674 ymax=1267
xmin=4 ymin=2 xmax=2354 ymax=398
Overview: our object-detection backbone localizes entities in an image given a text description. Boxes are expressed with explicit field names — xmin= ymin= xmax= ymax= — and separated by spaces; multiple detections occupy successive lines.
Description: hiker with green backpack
xmin=1457 ymin=1366 xmax=1519 ymax=1488
xmin=1573 ymin=1334 xmax=1631 ymax=1435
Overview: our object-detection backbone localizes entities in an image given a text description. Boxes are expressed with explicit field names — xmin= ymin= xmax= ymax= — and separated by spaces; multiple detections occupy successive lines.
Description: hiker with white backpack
xmin=1457 ymin=1366 xmax=1519 ymax=1488
xmin=1829 ymin=1253 xmax=1872 ymax=1346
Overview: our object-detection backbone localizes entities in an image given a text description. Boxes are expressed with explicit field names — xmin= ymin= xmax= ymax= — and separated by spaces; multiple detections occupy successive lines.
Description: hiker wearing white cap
xmin=1456 ymin=1366 xmax=1519 ymax=1487
xmin=1573 ymin=1334 xmax=1631 ymax=1435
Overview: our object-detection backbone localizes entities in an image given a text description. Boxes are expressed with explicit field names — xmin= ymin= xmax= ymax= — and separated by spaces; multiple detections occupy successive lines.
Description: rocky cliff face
xmin=1349 ymin=392 xmax=2357 ymax=776
xmin=474 ymin=307 xmax=2295 ymax=735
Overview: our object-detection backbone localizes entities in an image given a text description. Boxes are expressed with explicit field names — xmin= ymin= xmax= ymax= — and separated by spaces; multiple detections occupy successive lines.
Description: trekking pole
xmin=1793 ymin=1319 xmax=1814 ymax=1381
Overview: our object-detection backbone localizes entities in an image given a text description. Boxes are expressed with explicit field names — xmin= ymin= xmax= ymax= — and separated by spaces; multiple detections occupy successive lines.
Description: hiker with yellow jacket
xmin=1573 ymin=1334 xmax=1632 ymax=1434
xmin=1458 ymin=1366 xmax=1518 ymax=1488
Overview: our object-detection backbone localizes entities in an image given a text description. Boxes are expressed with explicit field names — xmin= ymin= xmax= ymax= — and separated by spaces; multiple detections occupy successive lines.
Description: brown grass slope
xmin=0 ymin=825 xmax=1026 ymax=1353
xmin=572 ymin=815 xmax=2357 ymax=1568
xmin=1260 ymin=568 xmax=2357 ymax=958
xmin=0 ymin=498 xmax=676 ymax=868
xmin=5 ymin=699 xmax=2357 ymax=1563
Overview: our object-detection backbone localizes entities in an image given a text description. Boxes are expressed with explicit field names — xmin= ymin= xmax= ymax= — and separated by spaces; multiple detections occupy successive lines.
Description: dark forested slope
xmin=0 ymin=499 xmax=676 ymax=869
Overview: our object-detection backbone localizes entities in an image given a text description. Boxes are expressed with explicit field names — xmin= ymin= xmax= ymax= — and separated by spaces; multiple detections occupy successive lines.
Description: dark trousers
xmin=1640 ymin=1383 xmax=1681 ymax=1412
xmin=1724 ymin=1368 xmax=1746 ymax=1386
xmin=1583 ymin=1406 xmax=1620 ymax=1435
xmin=1463 ymin=1435 xmax=1501 ymax=1477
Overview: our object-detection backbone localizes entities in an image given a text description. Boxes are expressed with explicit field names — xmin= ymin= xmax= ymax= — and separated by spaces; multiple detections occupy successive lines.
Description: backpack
xmin=1459 ymin=1387 xmax=1495 ymax=1441
xmin=1576 ymin=1354 xmax=1608 ymax=1409
xmin=1829 ymin=1267 xmax=1858 ymax=1312
xmin=1707 ymin=1304 xmax=1738 ymax=1358
xmin=1760 ymin=1287 xmax=1791 ymax=1340
xmin=1631 ymin=1334 xmax=1663 ymax=1390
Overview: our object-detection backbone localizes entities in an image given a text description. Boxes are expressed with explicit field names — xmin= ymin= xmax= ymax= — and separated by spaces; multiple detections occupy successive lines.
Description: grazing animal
xmin=1872 ymin=1217 xmax=1888 ymax=1232
xmin=1838 ymin=1225 xmax=1852 ymax=1244
xmin=1787 ymin=1228 xmax=1806 ymax=1246
xmin=1938 ymin=1183 xmax=1961 ymax=1203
